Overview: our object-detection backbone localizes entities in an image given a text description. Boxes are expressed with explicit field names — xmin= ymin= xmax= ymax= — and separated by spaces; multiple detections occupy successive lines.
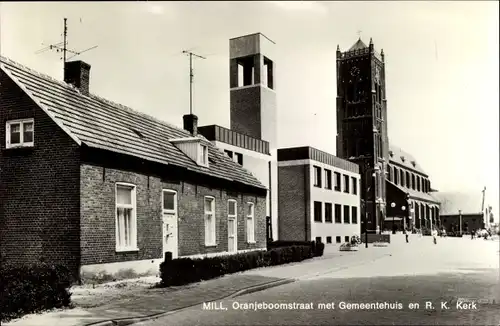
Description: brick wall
xmin=0 ymin=71 xmax=81 ymax=274
xmin=80 ymin=164 xmax=266 ymax=265
xmin=230 ymin=86 xmax=261 ymax=139
xmin=278 ymin=165 xmax=308 ymax=241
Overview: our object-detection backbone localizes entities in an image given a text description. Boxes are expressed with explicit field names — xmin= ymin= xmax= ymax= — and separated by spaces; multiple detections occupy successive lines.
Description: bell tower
xmin=336 ymin=37 xmax=390 ymax=234
xmin=229 ymin=33 xmax=277 ymax=149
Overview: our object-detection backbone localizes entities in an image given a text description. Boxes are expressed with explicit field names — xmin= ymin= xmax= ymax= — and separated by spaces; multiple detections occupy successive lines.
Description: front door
xmin=228 ymin=200 xmax=238 ymax=253
xmin=162 ymin=190 xmax=178 ymax=259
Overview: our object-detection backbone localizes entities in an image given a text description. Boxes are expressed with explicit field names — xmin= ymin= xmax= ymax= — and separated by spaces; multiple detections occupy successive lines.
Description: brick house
xmin=0 ymin=56 xmax=267 ymax=280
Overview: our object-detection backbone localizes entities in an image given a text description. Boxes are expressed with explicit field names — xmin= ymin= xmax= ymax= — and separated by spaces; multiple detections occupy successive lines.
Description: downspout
xmin=268 ymin=160 xmax=273 ymax=241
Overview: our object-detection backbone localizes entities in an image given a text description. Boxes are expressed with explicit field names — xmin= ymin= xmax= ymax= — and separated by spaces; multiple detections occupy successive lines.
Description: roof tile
xmin=0 ymin=56 xmax=265 ymax=190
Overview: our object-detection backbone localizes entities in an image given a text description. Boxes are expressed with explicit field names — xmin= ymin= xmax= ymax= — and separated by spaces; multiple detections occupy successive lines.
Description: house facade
xmin=0 ymin=56 xmax=267 ymax=280
xmin=432 ymin=191 xmax=485 ymax=234
xmin=277 ymin=146 xmax=361 ymax=245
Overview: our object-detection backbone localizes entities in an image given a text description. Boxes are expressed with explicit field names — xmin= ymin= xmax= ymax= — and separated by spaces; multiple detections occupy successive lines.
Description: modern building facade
xmin=277 ymin=147 xmax=361 ymax=245
xmin=0 ymin=56 xmax=268 ymax=280
xmin=200 ymin=33 xmax=279 ymax=241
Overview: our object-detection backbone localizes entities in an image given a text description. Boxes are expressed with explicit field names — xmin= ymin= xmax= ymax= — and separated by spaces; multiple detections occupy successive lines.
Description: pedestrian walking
xmin=471 ymin=229 xmax=475 ymax=239
xmin=405 ymin=229 xmax=409 ymax=243
xmin=432 ymin=228 xmax=437 ymax=244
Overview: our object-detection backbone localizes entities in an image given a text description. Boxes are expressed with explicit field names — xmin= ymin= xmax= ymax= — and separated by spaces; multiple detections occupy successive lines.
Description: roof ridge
xmin=0 ymin=55 xmax=73 ymax=90
xmin=0 ymin=55 xmax=190 ymax=137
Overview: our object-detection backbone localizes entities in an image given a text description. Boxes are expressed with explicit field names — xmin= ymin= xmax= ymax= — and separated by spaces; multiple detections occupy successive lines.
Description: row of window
xmin=115 ymin=183 xmax=256 ymax=251
xmin=224 ymin=149 xmax=243 ymax=165
xmin=6 ymin=118 xmax=34 ymax=148
xmin=313 ymin=166 xmax=358 ymax=195
xmin=313 ymin=201 xmax=358 ymax=224
xmin=316 ymin=236 xmax=353 ymax=244
xmin=387 ymin=165 xmax=430 ymax=193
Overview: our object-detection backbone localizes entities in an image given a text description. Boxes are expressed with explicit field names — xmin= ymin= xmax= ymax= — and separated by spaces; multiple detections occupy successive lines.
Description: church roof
xmin=388 ymin=145 xmax=428 ymax=176
xmin=349 ymin=38 xmax=368 ymax=51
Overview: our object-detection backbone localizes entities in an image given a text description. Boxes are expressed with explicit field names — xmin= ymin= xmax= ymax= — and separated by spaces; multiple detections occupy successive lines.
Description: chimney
xmin=64 ymin=60 xmax=91 ymax=95
xmin=183 ymin=114 xmax=198 ymax=136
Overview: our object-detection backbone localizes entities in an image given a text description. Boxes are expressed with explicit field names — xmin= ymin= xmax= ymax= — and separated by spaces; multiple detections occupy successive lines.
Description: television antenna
xmin=35 ymin=18 xmax=98 ymax=75
xmin=182 ymin=50 xmax=206 ymax=115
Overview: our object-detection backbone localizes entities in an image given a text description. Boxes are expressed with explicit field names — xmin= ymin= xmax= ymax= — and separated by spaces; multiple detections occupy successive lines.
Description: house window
xmin=163 ymin=190 xmax=176 ymax=212
xmin=325 ymin=203 xmax=333 ymax=223
xmin=336 ymin=236 xmax=341 ymax=243
xmin=326 ymin=236 xmax=332 ymax=244
xmin=352 ymin=206 xmax=358 ymax=224
xmin=334 ymin=172 xmax=341 ymax=191
xmin=325 ymin=169 xmax=332 ymax=190
xmin=115 ymin=184 xmax=137 ymax=251
xmin=246 ymin=202 xmax=255 ymax=243
xmin=343 ymin=175 xmax=350 ymax=193
xmin=345 ymin=236 xmax=350 ymax=243
xmin=6 ymin=118 xmax=34 ymax=148
xmin=314 ymin=201 xmax=322 ymax=222
xmin=313 ymin=166 xmax=322 ymax=187
xmin=315 ymin=236 xmax=322 ymax=243
xmin=417 ymin=177 xmax=421 ymax=191
xmin=335 ymin=204 xmax=342 ymax=223
xmin=234 ymin=152 xmax=243 ymax=165
xmin=352 ymin=176 xmax=357 ymax=195
xmin=343 ymin=205 xmax=350 ymax=223
xmin=199 ymin=144 xmax=208 ymax=166
xmin=224 ymin=150 xmax=233 ymax=158
xmin=204 ymin=197 xmax=216 ymax=246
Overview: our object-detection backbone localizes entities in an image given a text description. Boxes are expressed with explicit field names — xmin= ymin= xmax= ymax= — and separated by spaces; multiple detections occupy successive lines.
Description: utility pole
xmin=182 ymin=50 xmax=206 ymax=115
xmin=459 ymin=209 xmax=462 ymax=236
xmin=481 ymin=187 xmax=487 ymax=228
xmin=35 ymin=18 xmax=98 ymax=77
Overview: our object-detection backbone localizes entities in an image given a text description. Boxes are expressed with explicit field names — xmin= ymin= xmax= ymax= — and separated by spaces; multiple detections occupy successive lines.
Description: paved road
xmin=137 ymin=236 xmax=500 ymax=325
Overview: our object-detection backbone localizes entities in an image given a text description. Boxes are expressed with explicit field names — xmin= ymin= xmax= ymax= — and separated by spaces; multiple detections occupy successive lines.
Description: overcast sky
xmin=1 ymin=1 xmax=498 ymax=220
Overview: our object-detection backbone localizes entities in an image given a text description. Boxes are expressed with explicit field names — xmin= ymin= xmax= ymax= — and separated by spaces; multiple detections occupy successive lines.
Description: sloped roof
xmin=388 ymin=145 xmax=427 ymax=176
xmin=432 ymin=191 xmax=483 ymax=215
xmin=386 ymin=180 xmax=440 ymax=205
xmin=0 ymin=56 xmax=265 ymax=190
xmin=349 ymin=38 xmax=368 ymax=51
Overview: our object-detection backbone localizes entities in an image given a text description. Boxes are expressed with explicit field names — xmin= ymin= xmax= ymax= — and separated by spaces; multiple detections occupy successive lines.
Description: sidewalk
xmin=4 ymin=244 xmax=395 ymax=326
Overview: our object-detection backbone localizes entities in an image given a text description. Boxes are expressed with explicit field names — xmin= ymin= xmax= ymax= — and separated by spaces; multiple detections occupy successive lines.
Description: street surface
xmin=137 ymin=235 xmax=500 ymax=325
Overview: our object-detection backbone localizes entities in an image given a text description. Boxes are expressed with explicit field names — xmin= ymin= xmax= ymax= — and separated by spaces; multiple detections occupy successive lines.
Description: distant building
xmin=277 ymin=147 xmax=361 ymax=245
xmin=0 ymin=56 xmax=267 ymax=280
xmin=335 ymin=38 xmax=441 ymax=233
xmin=199 ymin=33 xmax=279 ymax=241
xmin=433 ymin=192 xmax=485 ymax=234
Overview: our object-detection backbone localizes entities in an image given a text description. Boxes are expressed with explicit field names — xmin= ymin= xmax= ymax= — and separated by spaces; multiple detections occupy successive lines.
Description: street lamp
xmin=390 ymin=202 xmax=396 ymax=234
xmin=402 ymin=206 xmax=406 ymax=230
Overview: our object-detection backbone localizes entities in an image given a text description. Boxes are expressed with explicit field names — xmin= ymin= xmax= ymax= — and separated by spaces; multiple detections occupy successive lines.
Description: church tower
xmin=229 ymin=33 xmax=277 ymax=149
xmin=336 ymin=38 xmax=390 ymax=234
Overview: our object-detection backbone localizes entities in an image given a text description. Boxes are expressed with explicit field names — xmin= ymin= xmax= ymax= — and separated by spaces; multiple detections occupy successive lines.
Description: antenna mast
xmin=182 ymin=50 xmax=206 ymax=115
xmin=35 ymin=18 xmax=98 ymax=77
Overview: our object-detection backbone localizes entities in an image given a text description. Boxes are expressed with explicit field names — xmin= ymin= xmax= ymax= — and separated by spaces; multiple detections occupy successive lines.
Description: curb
xmin=86 ymin=278 xmax=294 ymax=326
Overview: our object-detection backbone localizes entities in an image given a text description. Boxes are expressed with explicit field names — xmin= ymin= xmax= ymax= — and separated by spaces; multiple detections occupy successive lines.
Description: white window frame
xmin=162 ymin=189 xmax=177 ymax=214
xmin=115 ymin=183 xmax=138 ymax=252
xmin=204 ymin=196 xmax=216 ymax=246
xmin=228 ymin=199 xmax=238 ymax=251
xmin=6 ymin=118 xmax=34 ymax=149
xmin=246 ymin=202 xmax=255 ymax=243
xmin=198 ymin=144 xmax=209 ymax=166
